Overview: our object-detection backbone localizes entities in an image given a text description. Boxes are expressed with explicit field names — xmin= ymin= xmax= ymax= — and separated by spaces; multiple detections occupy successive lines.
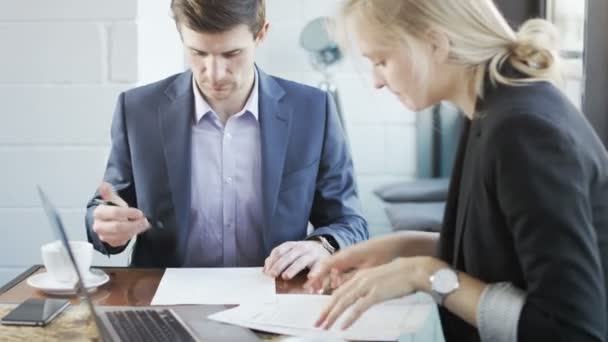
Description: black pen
xmin=93 ymin=198 xmax=164 ymax=230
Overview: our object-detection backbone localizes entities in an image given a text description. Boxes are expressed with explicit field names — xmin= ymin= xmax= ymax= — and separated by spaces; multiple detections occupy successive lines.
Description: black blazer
xmin=438 ymin=78 xmax=608 ymax=342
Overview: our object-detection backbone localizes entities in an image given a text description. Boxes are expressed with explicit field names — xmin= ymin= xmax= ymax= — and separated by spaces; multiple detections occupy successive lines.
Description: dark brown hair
xmin=171 ymin=0 xmax=266 ymax=37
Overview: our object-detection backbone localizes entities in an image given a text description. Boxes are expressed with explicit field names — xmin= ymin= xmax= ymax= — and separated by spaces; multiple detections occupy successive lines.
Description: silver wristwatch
xmin=429 ymin=267 xmax=459 ymax=305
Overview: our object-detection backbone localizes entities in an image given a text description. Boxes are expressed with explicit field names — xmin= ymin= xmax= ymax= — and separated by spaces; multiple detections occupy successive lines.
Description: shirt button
xmin=225 ymin=177 xmax=233 ymax=184
xmin=225 ymin=133 xmax=232 ymax=140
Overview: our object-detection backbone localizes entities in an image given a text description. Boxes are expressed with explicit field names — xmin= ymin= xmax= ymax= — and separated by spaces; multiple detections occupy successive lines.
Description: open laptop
xmin=37 ymin=186 xmax=200 ymax=342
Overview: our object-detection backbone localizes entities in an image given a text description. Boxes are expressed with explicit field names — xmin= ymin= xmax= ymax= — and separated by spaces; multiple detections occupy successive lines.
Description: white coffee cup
xmin=41 ymin=240 xmax=93 ymax=283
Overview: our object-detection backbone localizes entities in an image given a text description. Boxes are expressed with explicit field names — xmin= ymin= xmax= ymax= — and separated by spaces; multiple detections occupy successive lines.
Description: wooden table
xmin=0 ymin=266 xmax=316 ymax=341
xmin=0 ymin=265 xmax=309 ymax=306
xmin=0 ymin=266 xmax=444 ymax=341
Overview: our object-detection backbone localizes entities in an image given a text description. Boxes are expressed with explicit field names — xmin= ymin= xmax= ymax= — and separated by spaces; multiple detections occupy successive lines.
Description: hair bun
xmin=511 ymin=18 xmax=559 ymax=70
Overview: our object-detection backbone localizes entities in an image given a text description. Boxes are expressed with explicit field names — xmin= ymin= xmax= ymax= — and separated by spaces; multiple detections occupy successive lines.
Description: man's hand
xmin=263 ymin=240 xmax=332 ymax=280
xmin=92 ymin=182 xmax=150 ymax=247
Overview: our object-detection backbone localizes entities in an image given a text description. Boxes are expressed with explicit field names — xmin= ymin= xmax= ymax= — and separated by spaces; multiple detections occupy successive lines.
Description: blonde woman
xmin=305 ymin=1 xmax=608 ymax=341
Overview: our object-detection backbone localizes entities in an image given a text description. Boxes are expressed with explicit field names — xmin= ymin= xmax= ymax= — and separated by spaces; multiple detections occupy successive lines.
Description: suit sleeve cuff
xmin=477 ymin=282 xmax=526 ymax=342
xmin=102 ymin=241 xmax=129 ymax=255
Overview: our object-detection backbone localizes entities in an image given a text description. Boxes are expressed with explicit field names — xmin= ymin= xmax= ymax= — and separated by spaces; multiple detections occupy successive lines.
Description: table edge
xmin=0 ymin=265 xmax=42 ymax=295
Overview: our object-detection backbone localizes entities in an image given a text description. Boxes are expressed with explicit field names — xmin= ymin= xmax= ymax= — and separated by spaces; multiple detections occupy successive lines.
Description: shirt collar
xmin=192 ymin=68 xmax=259 ymax=123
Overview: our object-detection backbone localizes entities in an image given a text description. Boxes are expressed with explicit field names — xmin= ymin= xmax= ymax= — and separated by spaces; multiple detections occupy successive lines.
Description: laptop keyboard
xmin=105 ymin=309 xmax=197 ymax=342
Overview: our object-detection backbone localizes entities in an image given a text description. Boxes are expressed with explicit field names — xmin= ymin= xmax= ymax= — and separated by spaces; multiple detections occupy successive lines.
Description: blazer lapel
xmin=440 ymin=120 xmax=468 ymax=263
xmin=452 ymin=118 xmax=482 ymax=265
xmin=158 ymin=71 xmax=194 ymax=263
xmin=257 ymin=68 xmax=290 ymax=247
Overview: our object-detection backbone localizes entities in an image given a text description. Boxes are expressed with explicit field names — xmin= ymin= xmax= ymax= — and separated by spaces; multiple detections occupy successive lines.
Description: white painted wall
xmin=137 ymin=0 xmax=184 ymax=85
xmin=260 ymin=0 xmax=417 ymax=235
xmin=0 ymin=1 xmax=416 ymax=283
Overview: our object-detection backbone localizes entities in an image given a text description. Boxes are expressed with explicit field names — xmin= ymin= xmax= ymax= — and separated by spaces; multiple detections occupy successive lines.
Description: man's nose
xmin=205 ymin=57 xmax=227 ymax=83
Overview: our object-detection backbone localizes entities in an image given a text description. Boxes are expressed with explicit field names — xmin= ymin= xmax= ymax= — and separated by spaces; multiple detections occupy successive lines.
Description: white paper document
xmin=208 ymin=293 xmax=434 ymax=341
xmin=151 ymin=267 xmax=275 ymax=305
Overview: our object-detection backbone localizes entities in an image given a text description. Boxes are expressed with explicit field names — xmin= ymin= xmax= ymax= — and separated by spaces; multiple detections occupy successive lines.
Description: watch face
xmin=432 ymin=269 xmax=459 ymax=294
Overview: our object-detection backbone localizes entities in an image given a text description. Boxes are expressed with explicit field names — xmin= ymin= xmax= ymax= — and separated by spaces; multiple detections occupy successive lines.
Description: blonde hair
xmin=338 ymin=0 xmax=562 ymax=98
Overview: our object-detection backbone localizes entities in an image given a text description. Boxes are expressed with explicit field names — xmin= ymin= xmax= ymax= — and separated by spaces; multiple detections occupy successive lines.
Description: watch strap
xmin=308 ymin=235 xmax=337 ymax=254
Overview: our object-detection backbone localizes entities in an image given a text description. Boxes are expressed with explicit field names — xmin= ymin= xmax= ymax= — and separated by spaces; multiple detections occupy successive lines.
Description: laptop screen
xmin=37 ymin=186 xmax=110 ymax=341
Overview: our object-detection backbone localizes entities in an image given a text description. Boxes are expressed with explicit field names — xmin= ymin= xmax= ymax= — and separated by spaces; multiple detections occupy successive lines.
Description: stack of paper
xmin=208 ymin=293 xmax=434 ymax=341
xmin=149 ymin=267 xmax=433 ymax=340
xmin=151 ymin=268 xmax=275 ymax=305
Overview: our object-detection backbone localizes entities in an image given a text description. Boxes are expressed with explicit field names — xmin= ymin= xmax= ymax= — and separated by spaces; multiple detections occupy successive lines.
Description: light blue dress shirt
xmin=185 ymin=70 xmax=264 ymax=267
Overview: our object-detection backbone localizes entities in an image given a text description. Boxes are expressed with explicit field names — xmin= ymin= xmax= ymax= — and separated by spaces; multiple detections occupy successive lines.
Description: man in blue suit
xmin=85 ymin=0 xmax=368 ymax=279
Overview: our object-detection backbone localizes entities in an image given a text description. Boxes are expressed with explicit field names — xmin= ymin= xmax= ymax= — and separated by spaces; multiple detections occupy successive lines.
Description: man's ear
xmin=427 ymin=29 xmax=450 ymax=63
xmin=255 ymin=22 xmax=270 ymax=45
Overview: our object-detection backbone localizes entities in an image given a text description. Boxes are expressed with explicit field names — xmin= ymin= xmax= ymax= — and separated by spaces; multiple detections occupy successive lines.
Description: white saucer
xmin=27 ymin=268 xmax=110 ymax=295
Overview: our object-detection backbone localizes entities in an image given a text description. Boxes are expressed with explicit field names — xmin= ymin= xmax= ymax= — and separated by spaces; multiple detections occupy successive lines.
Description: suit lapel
xmin=158 ymin=71 xmax=194 ymax=263
xmin=257 ymin=68 xmax=290 ymax=244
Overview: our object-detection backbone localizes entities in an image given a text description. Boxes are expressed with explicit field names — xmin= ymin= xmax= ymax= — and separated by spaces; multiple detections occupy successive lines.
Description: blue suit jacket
xmin=85 ymin=68 xmax=368 ymax=267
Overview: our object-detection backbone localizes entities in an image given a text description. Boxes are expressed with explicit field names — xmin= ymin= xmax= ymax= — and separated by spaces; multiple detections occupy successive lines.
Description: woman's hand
xmin=305 ymin=235 xmax=406 ymax=293
xmin=314 ymin=257 xmax=446 ymax=330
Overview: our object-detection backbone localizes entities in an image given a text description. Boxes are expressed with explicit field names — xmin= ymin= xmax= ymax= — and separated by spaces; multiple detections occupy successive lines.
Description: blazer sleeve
xmin=307 ymin=92 xmax=369 ymax=249
xmin=487 ymin=113 xmax=606 ymax=342
xmin=85 ymin=92 xmax=137 ymax=256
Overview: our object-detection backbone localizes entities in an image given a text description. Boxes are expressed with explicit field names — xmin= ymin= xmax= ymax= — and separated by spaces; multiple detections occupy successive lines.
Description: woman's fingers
xmin=330 ymin=269 xmax=356 ymax=289
xmin=306 ymin=248 xmax=361 ymax=292
xmin=316 ymin=272 xmax=369 ymax=329
xmin=341 ymin=292 xmax=377 ymax=330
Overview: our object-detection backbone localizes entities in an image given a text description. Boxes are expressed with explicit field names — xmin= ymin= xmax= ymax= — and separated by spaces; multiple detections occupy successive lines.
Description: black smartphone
xmin=1 ymin=298 xmax=70 ymax=326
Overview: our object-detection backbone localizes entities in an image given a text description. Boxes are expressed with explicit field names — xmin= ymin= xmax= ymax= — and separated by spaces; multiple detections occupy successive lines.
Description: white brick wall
xmin=0 ymin=0 xmax=137 ymax=21
xmin=0 ymin=23 xmax=105 ymax=83
xmin=0 ymin=147 xmax=109 ymax=208
xmin=0 ymin=86 xmax=124 ymax=144
xmin=110 ymin=22 xmax=139 ymax=82
xmin=0 ymin=1 xmax=139 ymax=272
xmin=0 ymin=209 xmax=94 ymax=266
